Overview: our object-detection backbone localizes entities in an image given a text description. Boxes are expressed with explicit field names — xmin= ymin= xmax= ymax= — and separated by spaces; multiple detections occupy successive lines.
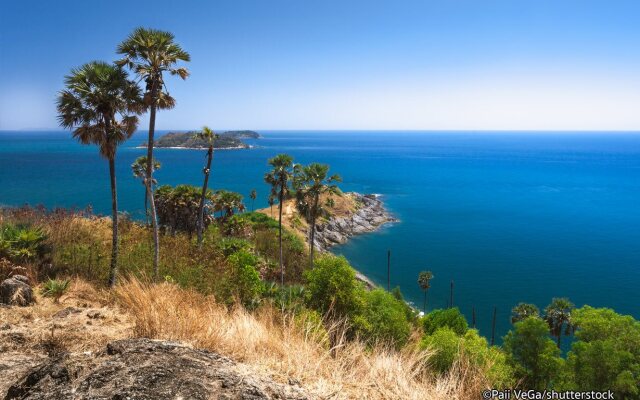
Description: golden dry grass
xmin=115 ymin=278 xmax=490 ymax=399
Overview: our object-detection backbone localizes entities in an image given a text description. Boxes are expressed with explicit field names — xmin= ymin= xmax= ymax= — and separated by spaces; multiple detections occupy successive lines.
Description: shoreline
xmin=134 ymin=145 xmax=251 ymax=150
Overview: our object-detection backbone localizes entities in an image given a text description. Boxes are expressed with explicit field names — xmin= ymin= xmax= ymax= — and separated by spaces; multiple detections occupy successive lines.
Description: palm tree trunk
xmin=197 ymin=146 xmax=213 ymax=246
xmin=147 ymin=99 xmax=160 ymax=281
xmin=423 ymin=290 xmax=427 ymax=313
xmin=144 ymin=187 xmax=149 ymax=226
xmin=309 ymin=194 xmax=319 ymax=268
xmin=108 ymin=156 xmax=119 ymax=288
xmin=278 ymin=188 xmax=284 ymax=285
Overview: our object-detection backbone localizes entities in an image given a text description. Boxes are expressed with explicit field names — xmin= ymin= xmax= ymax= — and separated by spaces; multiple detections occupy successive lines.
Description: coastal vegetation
xmin=146 ymin=130 xmax=259 ymax=149
xmin=1 ymin=26 xmax=638 ymax=399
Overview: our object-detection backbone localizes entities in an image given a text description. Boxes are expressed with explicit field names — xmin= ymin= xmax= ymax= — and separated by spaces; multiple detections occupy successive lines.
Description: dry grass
xmin=115 ymin=278 xmax=490 ymax=399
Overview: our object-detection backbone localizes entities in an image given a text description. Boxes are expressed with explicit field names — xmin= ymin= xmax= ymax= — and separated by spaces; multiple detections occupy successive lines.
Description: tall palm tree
xmin=417 ymin=270 xmax=434 ymax=313
xmin=268 ymin=194 xmax=275 ymax=217
xmin=264 ymin=154 xmax=294 ymax=285
xmin=57 ymin=61 xmax=141 ymax=287
xmin=117 ymin=27 xmax=190 ymax=280
xmin=131 ymin=156 xmax=161 ymax=225
xmin=196 ymin=126 xmax=217 ymax=246
xmin=249 ymin=189 xmax=257 ymax=212
xmin=293 ymin=163 xmax=341 ymax=268
xmin=544 ymin=297 xmax=575 ymax=348
xmin=511 ymin=302 xmax=540 ymax=324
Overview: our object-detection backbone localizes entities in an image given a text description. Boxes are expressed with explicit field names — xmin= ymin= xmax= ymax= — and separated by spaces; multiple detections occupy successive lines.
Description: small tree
xmin=417 ymin=270 xmax=434 ymax=313
xmin=503 ymin=316 xmax=563 ymax=390
xmin=423 ymin=307 xmax=469 ymax=336
xmin=196 ymin=126 xmax=217 ymax=246
xmin=131 ymin=156 xmax=160 ymax=224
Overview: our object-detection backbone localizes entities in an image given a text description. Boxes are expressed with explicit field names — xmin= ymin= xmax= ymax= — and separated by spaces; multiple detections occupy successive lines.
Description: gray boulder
xmin=0 ymin=276 xmax=34 ymax=307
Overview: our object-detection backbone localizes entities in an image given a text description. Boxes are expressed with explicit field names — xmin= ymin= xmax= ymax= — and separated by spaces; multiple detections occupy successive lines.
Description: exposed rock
xmin=0 ymin=276 xmax=34 ymax=307
xmin=313 ymin=193 xmax=397 ymax=252
xmin=4 ymin=338 xmax=311 ymax=400
xmin=53 ymin=307 xmax=82 ymax=319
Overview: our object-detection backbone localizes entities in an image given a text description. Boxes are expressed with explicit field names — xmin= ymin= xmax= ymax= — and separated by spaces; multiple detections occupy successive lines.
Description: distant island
xmin=141 ymin=130 xmax=260 ymax=149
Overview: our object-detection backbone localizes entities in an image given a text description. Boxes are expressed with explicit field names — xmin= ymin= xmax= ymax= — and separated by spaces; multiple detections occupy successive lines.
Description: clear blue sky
xmin=1 ymin=0 xmax=639 ymax=130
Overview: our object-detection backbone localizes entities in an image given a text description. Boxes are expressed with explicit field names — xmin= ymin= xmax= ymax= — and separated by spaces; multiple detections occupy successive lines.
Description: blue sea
xmin=2 ymin=130 xmax=639 ymax=341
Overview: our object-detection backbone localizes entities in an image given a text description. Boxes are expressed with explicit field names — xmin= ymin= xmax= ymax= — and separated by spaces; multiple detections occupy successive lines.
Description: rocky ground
xmin=5 ymin=338 xmax=310 ymax=400
xmin=0 ymin=279 xmax=310 ymax=400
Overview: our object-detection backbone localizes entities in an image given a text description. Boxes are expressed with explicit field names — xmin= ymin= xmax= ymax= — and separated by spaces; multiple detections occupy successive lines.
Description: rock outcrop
xmin=4 ymin=338 xmax=310 ymax=400
xmin=0 ymin=275 xmax=34 ymax=307
xmin=313 ymin=193 xmax=396 ymax=251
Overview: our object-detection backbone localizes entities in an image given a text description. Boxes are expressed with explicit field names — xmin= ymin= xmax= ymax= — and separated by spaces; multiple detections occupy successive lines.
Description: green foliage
xmin=263 ymin=282 xmax=306 ymax=311
xmin=503 ymin=316 xmax=563 ymax=390
xmin=511 ymin=303 xmax=540 ymax=324
xmin=564 ymin=306 xmax=640 ymax=398
xmin=421 ymin=327 xmax=461 ymax=373
xmin=544 ymin=297 xmax=575 ymax=348
xmin=155 ymin=184 xmax=214 ymax=235
xmin=0 ymin=223 xmax=49 ymax=262
xmin=304 ymin=255 xmax=365 ymax=318
xmin=391 ymin=286 xmax=418 ymax=324
xmin=221 ymin=249 xmax=264 ymax=309
xmin=235 ymin=212 xmax=279 ymax=230
xmin=217 ymin=237 xmax=252 ymax=257
xmin=354 ymin=288 xmax=411 ymax=349
xmin=422 ymin=308 xmax=469 ymax=336
xmin=41 ymin=278 xmax=70 ymax=302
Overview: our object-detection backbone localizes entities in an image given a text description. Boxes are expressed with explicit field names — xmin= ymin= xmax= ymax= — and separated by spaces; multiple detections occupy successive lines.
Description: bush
xmin=304 ymin=255 xmax=365 ymax=318
xmin=564 ymin=306 xmax=640 ymax=398
xmin=355 ymin=288 xmax=411 ymax=349
xmin=503 ymin=316 xmax=563 ymax=390
xmin=41 ymin=278 xmax=70 ymax=302
xmin=0 ymin=223 xmax=49 ymax=263
xmin=221 ymin=249 xmax=264 ymax=308
xmin=422 ymin=308 xmax=469 ymax=336
xmin=420 ymin=328 xmax=514 ymax=386
xmin=236 ymin=212 xmax=279 ymax=230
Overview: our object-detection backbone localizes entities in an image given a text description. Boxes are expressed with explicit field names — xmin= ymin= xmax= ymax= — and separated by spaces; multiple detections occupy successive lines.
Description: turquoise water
xmin=2 ymin=130 xmax=639 ymax=340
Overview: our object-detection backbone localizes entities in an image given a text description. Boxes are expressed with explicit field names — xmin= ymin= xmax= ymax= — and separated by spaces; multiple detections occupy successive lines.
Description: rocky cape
xmin=313 ymin=193 xmax=396 ymax=252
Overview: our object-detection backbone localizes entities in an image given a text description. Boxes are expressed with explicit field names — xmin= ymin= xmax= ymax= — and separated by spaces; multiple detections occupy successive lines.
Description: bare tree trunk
xmin=108 ymin=155 xmax=119 ymax=288
xmin=147 ymin=102 xmax=160 ymax=281
xmin=309 ymin=194 xmax=319 ymax=268
xmin=278 ymin=189 xmax=284 ymax=285
xmin=144 ymin=187 xmax=149 ymax=226
xmin=197 ymin=146 xmax=213 ymax=246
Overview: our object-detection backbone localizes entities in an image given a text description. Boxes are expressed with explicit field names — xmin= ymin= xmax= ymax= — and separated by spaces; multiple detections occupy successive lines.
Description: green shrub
xmin=503 ymin=316 xmax=563 ymax=390
xmin=217 ymin=237 xmax=252 ymax=257
xmin=422 ymin=308 xmax=469 ymax=336
xmin=564 ymin=307 xmax=640 ymax=398
xmin=221 ymin=249 xmax=264 ymax=308
xmin=304 ymin=255 xmax=365 ymax=318
xmin=355 ymin=288 xmax=411 ymax=349
xmin=236 ymin=212 xmax=279 ymax=230
xmin=0 ymin=223 xmax=49 ymax=262
xmin=420 ymin=328 xmax=514 ymax=386
xmin=41 ymin=278 xmax=70 ymax=302
xmin=264 ymin=282 xmax=306 ymax=311
xmin=294 ymin=308 xmax=329 ymax=346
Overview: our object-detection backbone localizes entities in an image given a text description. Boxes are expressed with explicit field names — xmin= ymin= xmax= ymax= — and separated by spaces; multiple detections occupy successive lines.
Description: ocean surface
xmin=2 ymin=130 xmax=639 ymax=341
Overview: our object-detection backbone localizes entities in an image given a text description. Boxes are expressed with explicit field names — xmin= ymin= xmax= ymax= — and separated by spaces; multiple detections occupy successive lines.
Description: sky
xmin=1 ymin=0 xmax=639 ymax=131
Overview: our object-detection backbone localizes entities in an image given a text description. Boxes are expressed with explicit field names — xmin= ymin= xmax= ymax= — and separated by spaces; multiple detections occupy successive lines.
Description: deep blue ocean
xmin=2 ymin=130 xmax=639 ymax=341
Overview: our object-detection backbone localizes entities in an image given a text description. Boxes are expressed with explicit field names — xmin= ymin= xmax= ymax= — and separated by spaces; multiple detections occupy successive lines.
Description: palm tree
xmin=131 ymin=156 xmax=161 ymax=225
xmin=293 ymin=163 xmax=341 ymax=268
xmin=213 ymin=190 xmax=245 ymax=219
xmin=544 ymin=298 xmax=575 ymax=348
xmin=264 ymin=154 xmax=294 ymax=285
xmin=249 ymin=189 xmax=257 ymax=212
xmin=196 ymin=126 xmax=217 ymax=246
xmin=57 ymin=61 xmax=141 ymax=287
xmin=511 ymin=302 xmax=540 ymax=324
xmin=117 ymin=27 xmax=190 ymax=280
xmin=268 ymin=194 xmax=275 ymax=217
xmin=417 ymin=270 xmax=434 ymax=313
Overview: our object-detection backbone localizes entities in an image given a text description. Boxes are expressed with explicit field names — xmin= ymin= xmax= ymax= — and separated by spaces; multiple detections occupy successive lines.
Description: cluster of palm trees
xmin=263 ymin=154 xmax=341 ymax=285
xmin=511 ymin=298 xmax=576 ymax=348
xmin=57 ymin=28 xmax=190 ymax=287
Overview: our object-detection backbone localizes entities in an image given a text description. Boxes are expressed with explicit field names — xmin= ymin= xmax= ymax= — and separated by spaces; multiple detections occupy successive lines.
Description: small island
xmin=142 ymin=130 xmax=260 ymax=149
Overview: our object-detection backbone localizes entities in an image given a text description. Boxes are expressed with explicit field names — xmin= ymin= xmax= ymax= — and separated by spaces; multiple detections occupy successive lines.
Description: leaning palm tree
xmin=131 ymin=156 xmax=161 ymax=224
xmin=57 ymin=61 xmax=141 ymax=287
xmin=264 ymin=154 xmax=294 ymax=285
xmin=417 ymin=270 xmax=434 ymax=313
xmin=249 ymin=189 xmax=257 ymax=212
xmin=544 ymin=297 xmax=575 ymax=348
xmin=196 ymin=126 xmax=217 ymax=246
xmin=293 ymin=163 xmax=341 ymax=268
xmin=117 ymin=27 xmax=190 ymax=280
xmin=511 ymin=302 xmax=540 ymax=324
